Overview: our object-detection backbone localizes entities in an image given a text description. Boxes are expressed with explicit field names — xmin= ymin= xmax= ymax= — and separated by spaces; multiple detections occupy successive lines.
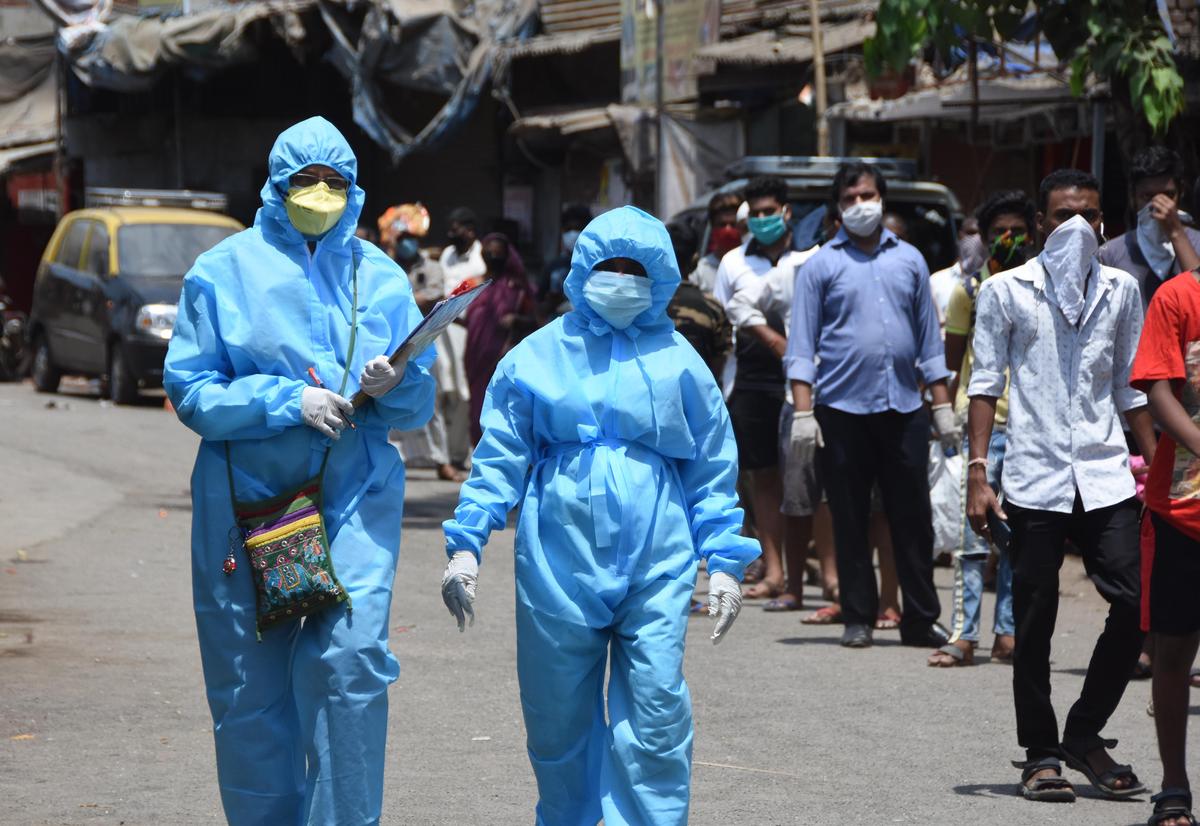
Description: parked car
xmin=28 ymin=196 xmax=242 ymax=403
xmin=672 ymin=156 xmax=963 ymax=274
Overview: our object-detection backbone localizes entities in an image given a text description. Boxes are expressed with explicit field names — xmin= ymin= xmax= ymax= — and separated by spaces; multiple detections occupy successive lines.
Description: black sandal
xmin=1013 ymin=757 xmax=1076 ymax=803
xmin=1149 ymin=788 xmax=1197 ymax=825
xmin=1060 ymin=735 xmax=1147 ymax=799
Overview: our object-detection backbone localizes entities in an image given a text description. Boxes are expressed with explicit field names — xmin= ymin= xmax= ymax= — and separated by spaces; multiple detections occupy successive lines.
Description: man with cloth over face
xmin=786 ymin=161 xmax=956 ymax=650
xmin=966 ymin=169 xmax=1157 ymax=802
xmin=1099 ymin=145 xmax=1200 ymax=309
xmin=164 ymin=116 xmax=435 ymax=826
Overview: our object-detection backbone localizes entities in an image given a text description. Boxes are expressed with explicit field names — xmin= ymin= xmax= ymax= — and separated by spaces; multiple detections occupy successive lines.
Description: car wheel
xmin=31 ymin=333 xmax=61 ymax=393
xmin=108 ymin=344 xmax=139 ymax=405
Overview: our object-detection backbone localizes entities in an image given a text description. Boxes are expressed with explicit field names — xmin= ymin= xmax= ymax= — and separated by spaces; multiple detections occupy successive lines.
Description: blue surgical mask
xmin=747 ymin=212 xmax=788 ymax=245
xmin=582 ymin=272 xmax=652 ymax=330
xmin=395 ymin=238 xmax=420 ymax=262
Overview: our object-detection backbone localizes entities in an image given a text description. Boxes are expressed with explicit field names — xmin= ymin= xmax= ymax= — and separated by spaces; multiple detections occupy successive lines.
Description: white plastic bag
xmin=928 ymin=442 xmax=964 ymax=557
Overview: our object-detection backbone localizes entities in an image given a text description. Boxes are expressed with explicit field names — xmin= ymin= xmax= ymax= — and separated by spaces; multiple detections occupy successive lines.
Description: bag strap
xmin=226 ymin=241 xmax=360 ymax=511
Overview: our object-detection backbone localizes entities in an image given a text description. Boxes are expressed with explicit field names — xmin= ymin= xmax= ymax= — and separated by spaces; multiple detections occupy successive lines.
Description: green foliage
xmin=864 ymin=0 xmax=1185 ymax=134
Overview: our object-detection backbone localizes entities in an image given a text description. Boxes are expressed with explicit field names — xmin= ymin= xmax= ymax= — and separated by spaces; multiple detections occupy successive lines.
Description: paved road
xmin=0 ymin=380 xmax=1192 ymax=826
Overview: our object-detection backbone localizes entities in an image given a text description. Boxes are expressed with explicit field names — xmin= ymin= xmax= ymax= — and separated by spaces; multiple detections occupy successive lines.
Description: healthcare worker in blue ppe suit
xmin=163 ymin=116 xmax=435 ymax=826
xmin=441 ymin=205 xmax=761 ymax=826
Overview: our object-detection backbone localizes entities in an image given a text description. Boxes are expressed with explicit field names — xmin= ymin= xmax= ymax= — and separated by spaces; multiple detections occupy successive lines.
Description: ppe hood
xmin=255 ymin=116 xmax=365 ymax=253
xmin=563 ymin=206 xmax=680 ymax=337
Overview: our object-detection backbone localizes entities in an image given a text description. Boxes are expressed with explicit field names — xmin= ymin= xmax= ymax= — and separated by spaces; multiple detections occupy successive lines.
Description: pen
xmin=307 ymin=366 xmax=356 ymax=430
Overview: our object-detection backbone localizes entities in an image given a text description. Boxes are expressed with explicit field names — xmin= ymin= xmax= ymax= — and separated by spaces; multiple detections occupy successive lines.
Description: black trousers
xmin=815 ymin=406 xmax=941 ymax=637
xmin=1006 ymin=494 xmax=1144 ymax=760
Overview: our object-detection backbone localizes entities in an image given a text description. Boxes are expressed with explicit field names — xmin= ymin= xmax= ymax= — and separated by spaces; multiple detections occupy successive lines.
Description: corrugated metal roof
xmin=698 ymin=17 xmax=875 ymax=64
xmin=535 ymin=0 xmax=876 ymax=38
xmin=539 ymin=0 xmax=620 ymax=34
xmin=503 ymin=23 xmax=619 ymax=57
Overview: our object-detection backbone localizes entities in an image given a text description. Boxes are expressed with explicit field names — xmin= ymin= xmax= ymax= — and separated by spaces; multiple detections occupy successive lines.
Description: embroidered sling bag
xmin=224 ymin=245 xmax=359 ymax=639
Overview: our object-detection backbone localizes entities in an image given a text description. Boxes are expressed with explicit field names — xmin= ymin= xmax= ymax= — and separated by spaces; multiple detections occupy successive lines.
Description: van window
xmin=84 ymin=222 xmax=110 ymax=277
xmin=56 ymin=219 xmax=89 ymax=269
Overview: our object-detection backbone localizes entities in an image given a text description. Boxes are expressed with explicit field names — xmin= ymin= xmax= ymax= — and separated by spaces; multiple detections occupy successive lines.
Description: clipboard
xmin=351 ymin=280 xmax=491 ymax=408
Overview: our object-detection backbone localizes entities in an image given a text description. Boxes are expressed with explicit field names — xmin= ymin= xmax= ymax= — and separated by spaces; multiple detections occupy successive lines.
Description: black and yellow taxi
xmin=28 ymin=194 xmax=242 ymax=403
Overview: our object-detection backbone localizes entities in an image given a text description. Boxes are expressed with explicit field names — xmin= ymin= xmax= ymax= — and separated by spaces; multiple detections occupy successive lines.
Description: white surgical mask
xmin=1135 ymin=202 xmax=1190 ymax=279
xmin=1041 ymin=214 xmax=1100 ymax=326
xmin=582 ymin=272 xmax=652 ymax=330
xmin=840 ymin=200 xmax=883 ymax=237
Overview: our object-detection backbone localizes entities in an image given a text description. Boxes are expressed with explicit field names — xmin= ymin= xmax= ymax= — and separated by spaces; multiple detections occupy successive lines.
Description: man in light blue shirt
xmin=785 ymin=162 xmax=959 ymax=649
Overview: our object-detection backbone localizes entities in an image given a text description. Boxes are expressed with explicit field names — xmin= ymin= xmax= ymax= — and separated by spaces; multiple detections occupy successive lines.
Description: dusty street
xmin=0 ymin=380 xmax=1192 ymax=826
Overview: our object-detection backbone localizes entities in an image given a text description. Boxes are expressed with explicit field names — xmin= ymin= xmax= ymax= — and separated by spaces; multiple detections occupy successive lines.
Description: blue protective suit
xmin=443 ymin=205 xmax=760 ymax=826
xmin=164 ymin=117 xmax=435 ymax=826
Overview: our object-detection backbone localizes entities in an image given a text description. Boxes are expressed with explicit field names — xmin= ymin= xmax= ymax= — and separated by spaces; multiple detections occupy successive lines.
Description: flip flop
xmin=928 ymin=643 xmax=975 ymax=667
xmin=801 ymin=605 xmax=842 ymax=625
xmin=742 ymin=581 xmax=784 ymax=600
xmin=763 ymin=596 xmax=803 ymax=612
xmin=875 ymin=610 xmax=902 ymax=630
xmin=1191 ymin=668 xmax=1200 ymax=689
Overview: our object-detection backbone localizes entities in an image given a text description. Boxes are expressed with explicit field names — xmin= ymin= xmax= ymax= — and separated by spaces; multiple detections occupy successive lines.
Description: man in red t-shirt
xmin=1130 ymin=267 xmax=1200 ymax=826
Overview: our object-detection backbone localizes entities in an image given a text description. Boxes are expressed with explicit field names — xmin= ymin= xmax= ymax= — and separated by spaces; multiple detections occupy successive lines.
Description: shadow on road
xmin=774 ymin=636 xmax=904 ymax=647
xmin=952 ymin=782 xmax=1017 ymax=798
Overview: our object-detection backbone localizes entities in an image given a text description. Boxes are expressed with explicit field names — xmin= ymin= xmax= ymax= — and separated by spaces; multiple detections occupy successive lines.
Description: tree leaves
xmin=863 ymin=0 xmax=1185 ymax=134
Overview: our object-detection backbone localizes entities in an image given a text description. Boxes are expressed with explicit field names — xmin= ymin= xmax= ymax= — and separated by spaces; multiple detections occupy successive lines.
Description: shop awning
xmin=0 ymin=37 xmax=58 ymax=150
xmin=508 ymin=103 xmax=644 ymax=137
xmin=696 ymin=17 xmax=875 ymax=65
xmin=502 ymin=24 xmax=620 ymax=58
xmin=31 ymin=0 xmax=537 ymax=163
xmin=826 ymin=73 xmax=1081 ymax=124
xmin=0 ymin=141 xmax=56 ymax=176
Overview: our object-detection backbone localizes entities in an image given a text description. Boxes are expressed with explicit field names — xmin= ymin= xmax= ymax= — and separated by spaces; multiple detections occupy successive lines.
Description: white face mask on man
xmin=1041 ymin=213 xmax=1100 ymax=326
xmin=840 ymin=199 xmax=883 ymax=237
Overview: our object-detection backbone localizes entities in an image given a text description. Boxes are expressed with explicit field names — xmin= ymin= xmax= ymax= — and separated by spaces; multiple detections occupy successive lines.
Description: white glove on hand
xmin=708 ymin=571 xmax=743 ymax=645
xmin=789 ymin=410 xmax=824 ymax=455
xmin=931 ymin=403 xmax=962 ymax=452
xmin=301 ymin=386 xmax=353 ymax=439
xmin=441 ymin=551 xmax=478 ymax=632
xmin=359 ymin=356 xmax=402 ymax=399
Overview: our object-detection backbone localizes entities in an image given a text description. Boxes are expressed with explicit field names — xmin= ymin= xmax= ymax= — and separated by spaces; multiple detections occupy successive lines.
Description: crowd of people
xmin=163 ymin=114 xmax=1200 ymax=826
xmin=376 ymin=148 xmax=1200 ymax=825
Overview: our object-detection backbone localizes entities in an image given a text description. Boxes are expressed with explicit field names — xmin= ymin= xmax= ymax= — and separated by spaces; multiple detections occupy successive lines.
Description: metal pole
xmin=54 ymin=46 xmax=67 ymax=218
xmin=654 ymin=0 xmax=666 ymax=218
xmin=809 ymin=0 xmax=828 ymax=155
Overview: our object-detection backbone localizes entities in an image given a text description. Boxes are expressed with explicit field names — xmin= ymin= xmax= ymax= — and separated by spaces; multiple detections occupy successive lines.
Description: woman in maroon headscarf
xmin=465 ymin=233 xmax=539 ymax=443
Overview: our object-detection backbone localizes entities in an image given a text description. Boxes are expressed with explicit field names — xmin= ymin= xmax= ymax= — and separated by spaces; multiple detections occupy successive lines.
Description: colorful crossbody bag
xmin=224 ymin=246 xmax=359 ymax=639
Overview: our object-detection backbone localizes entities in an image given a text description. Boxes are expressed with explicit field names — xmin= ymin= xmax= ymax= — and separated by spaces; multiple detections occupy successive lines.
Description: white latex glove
xmin=707 ymin=571 xmax=743 ymax=645
xmin=441 ymin=551 xmax=478 ymax=632
xmin=931 ymin=403 xmax=962 ymax=452
xmin=301 ymin=386 xmax=353 ymax=439
xmin=789 ymin=409 xmax=824 ymax=455
xmin=359 ymin=356 xmax=402 ymax=398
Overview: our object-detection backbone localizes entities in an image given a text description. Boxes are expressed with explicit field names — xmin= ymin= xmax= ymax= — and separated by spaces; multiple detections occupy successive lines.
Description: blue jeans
xmin=948 ymin=429 xmax=1015 ymax=644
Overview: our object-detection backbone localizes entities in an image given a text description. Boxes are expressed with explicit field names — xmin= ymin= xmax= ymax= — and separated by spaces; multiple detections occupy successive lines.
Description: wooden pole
xmin=809 ymin=0 xmax=829 ymax=155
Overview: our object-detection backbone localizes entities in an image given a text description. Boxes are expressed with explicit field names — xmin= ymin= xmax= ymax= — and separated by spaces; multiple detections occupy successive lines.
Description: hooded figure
xmin=164 ymin=117 xmax=435 ymax=825
xmin=441 ymin=206 xmax=760 ymax=825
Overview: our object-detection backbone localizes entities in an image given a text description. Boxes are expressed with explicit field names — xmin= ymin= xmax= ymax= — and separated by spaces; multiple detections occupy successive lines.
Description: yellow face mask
xmin=285 ymin=181 xmax=348 ymax=238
